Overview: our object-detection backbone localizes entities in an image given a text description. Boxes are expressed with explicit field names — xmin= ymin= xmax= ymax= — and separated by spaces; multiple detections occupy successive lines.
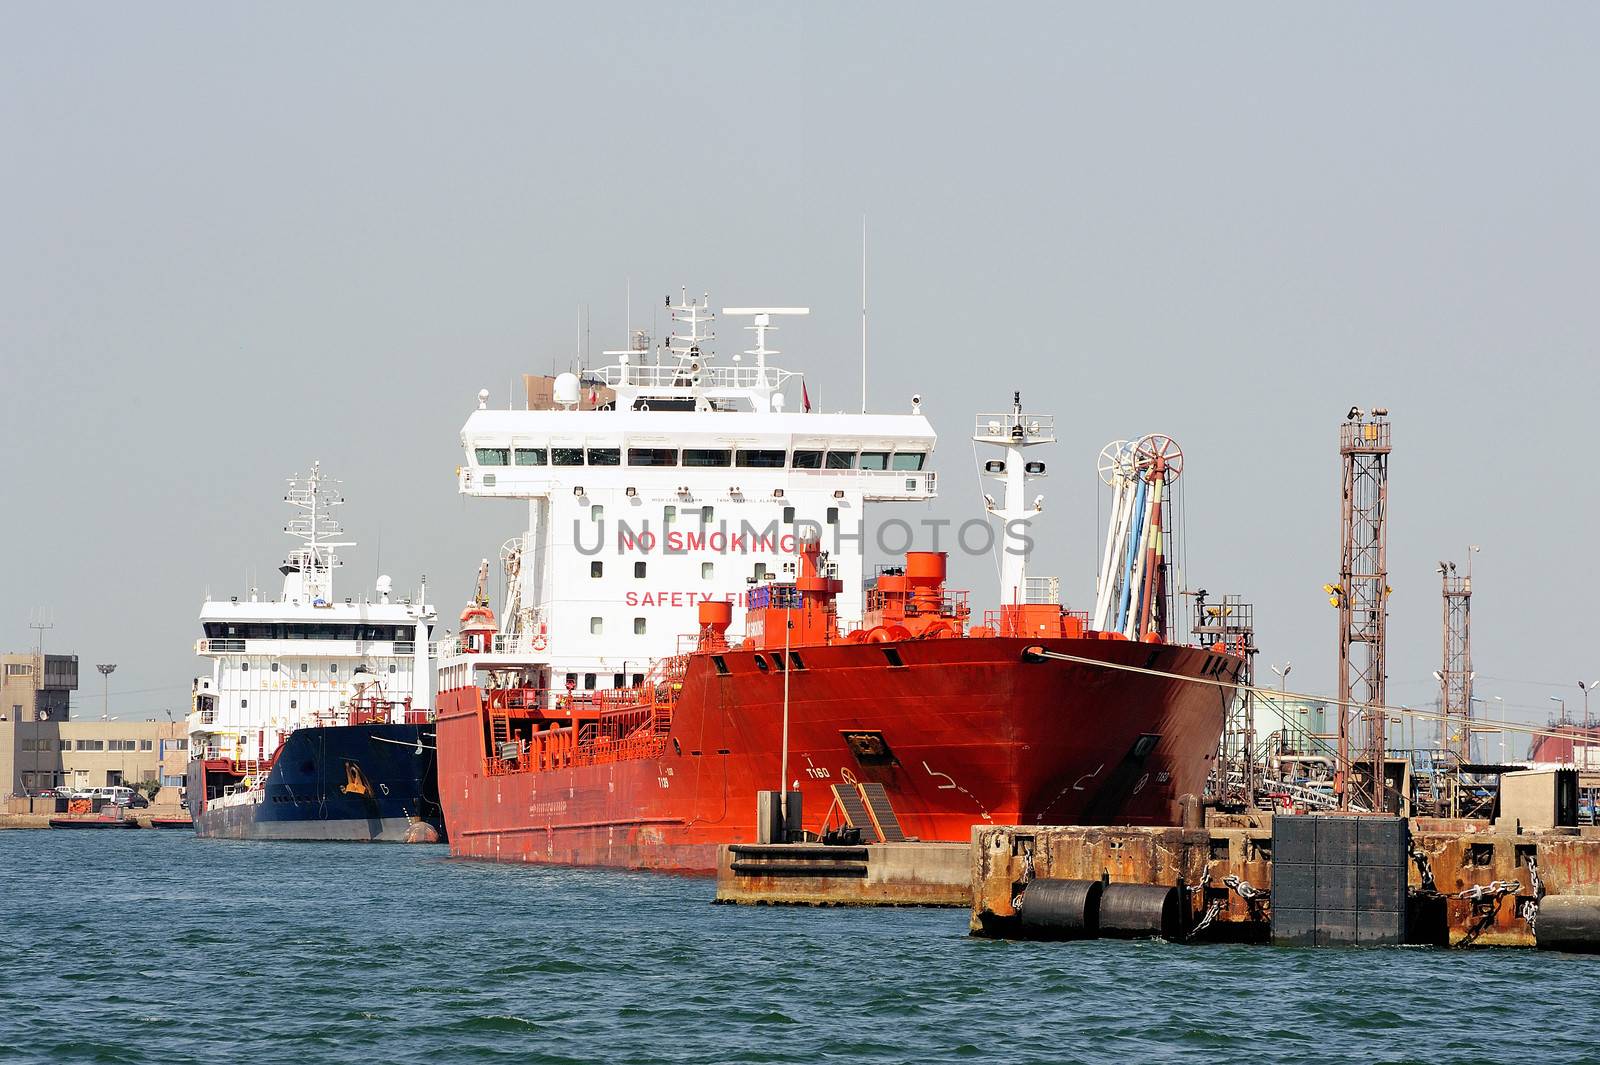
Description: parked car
xmin=89 ymin=786 xmax=144 ymax=807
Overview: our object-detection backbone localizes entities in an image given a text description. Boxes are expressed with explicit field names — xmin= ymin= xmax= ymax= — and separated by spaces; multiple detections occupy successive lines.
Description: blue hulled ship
xmin=186 ymin=462 xmax=446 ymax=843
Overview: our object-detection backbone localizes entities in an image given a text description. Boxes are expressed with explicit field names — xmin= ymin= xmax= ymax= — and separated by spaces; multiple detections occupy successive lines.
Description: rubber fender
xmin=1537 ymin=896 xmax=1600 ymax=954
xmin=1098 ymin=882 xmax=1182 ymax=940
xmin=1019 ymin=878 xmax=1102 ymax=939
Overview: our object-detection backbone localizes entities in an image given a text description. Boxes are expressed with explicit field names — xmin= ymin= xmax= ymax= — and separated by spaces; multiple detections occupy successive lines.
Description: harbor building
xmin=1 ymin=652 xmax=78 ymax=722
xmin=0 ymin=718 xmax=187 ymax=798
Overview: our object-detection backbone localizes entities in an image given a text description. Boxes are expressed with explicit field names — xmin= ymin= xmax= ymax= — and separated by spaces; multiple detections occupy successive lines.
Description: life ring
xmin=531 ymin=633 xmax=548 ymax=652
xmin=1279 ymin=794 xmax=1293 ymax=812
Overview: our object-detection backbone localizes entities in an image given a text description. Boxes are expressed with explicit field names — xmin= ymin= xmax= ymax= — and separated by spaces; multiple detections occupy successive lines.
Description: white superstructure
xmin=445 ymin=294 xmax=937 ymax=694
xmin=189 ymin=462 xmax=437 ymax=763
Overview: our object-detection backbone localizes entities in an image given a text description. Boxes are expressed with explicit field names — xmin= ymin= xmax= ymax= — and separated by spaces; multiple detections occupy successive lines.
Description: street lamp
xmin=1579 ymin=680 xmax=1599 ymax=732
xmin=1270 ymin=661 xmax=1291 ymax=695
xmin=96 ymin=664 xmax=116 ymax=721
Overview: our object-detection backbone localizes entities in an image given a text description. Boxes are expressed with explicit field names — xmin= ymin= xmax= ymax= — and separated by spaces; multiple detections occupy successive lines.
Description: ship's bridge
xmin=457 ymin=409 xmax=937 ymax=501
xmin=448 ymin=297 xmax=940 ymax=692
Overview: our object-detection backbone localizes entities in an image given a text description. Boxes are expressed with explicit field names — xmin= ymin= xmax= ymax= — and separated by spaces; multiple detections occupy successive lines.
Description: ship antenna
xmin=860 ymin=213 xmax=868 ymax=414
xmin=281 ymin=460 xmax=355 ymax=605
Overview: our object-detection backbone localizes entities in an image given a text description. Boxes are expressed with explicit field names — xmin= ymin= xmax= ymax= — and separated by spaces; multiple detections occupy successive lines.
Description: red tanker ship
xmin=434 ymin=298 xmax=1239 ymax=871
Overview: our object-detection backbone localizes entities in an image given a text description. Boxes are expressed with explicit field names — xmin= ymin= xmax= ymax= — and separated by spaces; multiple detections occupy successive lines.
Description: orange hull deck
xmin=437 ymin=637 xmax=1238 ymax=874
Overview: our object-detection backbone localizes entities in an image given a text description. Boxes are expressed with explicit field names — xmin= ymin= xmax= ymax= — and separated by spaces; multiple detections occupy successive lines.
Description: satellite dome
xmin=554 ymin=373 xmax=581 ymax=407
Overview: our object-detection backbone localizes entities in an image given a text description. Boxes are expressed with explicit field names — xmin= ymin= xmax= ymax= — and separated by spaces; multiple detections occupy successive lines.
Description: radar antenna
xmin=280 ymin=461 xmax=355 ymax=604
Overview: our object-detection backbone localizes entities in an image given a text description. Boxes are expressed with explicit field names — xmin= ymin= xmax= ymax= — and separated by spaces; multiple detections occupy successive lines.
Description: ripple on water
xmin=5 ymin=833 xmax=1600 ymax=1065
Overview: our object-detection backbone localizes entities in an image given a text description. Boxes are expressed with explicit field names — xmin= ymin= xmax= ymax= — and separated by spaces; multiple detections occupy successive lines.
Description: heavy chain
xmin=1519 ymin=853 xmax=1544 ymax=935
xmin=1410 ymin=847 xmax=1437 ymax=895
xmin=1011 ymin=844 xmax=1038 ymax=911
xmin=1223 ymin=874 xmax=1261 ymax=901
xmin=1189 ymin=899 xmax=1224 ymax=939
xmin=1452 ymin=880 xmax=1522 ymax=902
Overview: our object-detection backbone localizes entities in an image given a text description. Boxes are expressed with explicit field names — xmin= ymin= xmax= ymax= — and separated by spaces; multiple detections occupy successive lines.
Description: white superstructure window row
xmin=472 ymin=445 xmax=927 ymax=471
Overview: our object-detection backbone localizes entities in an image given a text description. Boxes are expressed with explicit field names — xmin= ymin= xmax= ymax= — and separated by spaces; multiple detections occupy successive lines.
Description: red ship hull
xmin=437 ymin=636 xmax=1238 ymax=874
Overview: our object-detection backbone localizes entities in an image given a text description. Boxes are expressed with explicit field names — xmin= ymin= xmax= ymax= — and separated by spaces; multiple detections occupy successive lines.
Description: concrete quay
xmin=969 ymin=817 xmax=1600 ymax=948
xmin=714 ymin=841 xmax=969 ymax=906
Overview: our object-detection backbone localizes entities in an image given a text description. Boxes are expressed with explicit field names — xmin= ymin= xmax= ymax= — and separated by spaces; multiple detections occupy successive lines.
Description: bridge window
xmin=792 ymin=450 xmax=823 ymax=469
xmin=634 ymin=561 xmax=647 ymax=578
xmin=700 ymin=506 xmax=714 ymax=523
xmin=753 ymin=563 xmax=770 ymax=580
xmin=632 ymin=673 xmax=644 ymax=686
xmin=633 ymin=618 xmax=647 ymax=635
xmin=300 ymin=663 xmax=308 ymax=672
xmin=240 ymin=662 xmax=248 ymax=672
xmin=514 ymin=448 xmax=547 ymax=466
xmin=613 ymin=673 xmax=625 ymax=688
xmin=825 ymin=451 xmax=856 ymax=469
xmin=736 ymin=449 xmax=786 ymax=468
xmin=552 ymin=448 xmax=585 ymax=466
xmin=664 ymin=506 xmax=677 ymax=526
xmin=587 ymin=448 xmax=621 ymax=466
xmin=584 ymin=673 xmax=596 ymax=690
xmin=892 ymin=452 xmax=926 ymax=471
xmin=591 ymin=505 xmax=604 ymax=521
xmin=683 ymin=449 xmax=732 ymax=468
xmin=270 ymin=663 xmax=278 ymax=673
xmin=859 ymin=452 xmax=889 ymax=471
xmin=590 ymin=617 xmax=603 ymax=635
xmin=701 ymin=562 xmax=714 ymax=579
xmin=783 ymin=506 xmax=795 ymax=523
xmin=628 ymin=448 xmax=677 ymax=466
xmin=590 ymin=561 xmax=603 ymax=578
xmin=475 ymin=448 xmax=509 ymax=466
xmin=826 ymin=507 xmax=839 ymax=524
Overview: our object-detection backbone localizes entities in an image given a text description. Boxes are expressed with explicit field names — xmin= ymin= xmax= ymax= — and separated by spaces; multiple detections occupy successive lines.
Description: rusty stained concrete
xmin=970 ymin=818 xmax=1600 ymax=946
xmin=715 ymin=842 xmax=970 ymax=907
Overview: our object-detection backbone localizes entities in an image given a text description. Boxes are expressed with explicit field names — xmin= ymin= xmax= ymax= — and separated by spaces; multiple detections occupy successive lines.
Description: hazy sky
xmin=3 ymin=4 xmax=1597 ymax=744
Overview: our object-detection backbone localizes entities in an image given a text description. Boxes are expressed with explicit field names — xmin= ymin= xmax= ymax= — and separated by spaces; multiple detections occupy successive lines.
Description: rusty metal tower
xmin=1438 ymin=558 xmax=1474 ymax=763
xmin=1194 ymin=594 xmax=1257 ymax=806
xmin=1437 ymin=550 xmax=1476 ymax=815
xmin=1334 ymin=408 xmax=1391 ymax=811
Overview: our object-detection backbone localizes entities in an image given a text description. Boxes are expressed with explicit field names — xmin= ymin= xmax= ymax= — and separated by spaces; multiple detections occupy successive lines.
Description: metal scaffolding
xmin=1437 ymin=557 xmax=1474 ymax=817
xmin=1193 ymin=594 xmax=1257 ymax=806
xmin=1335 ymin=410 xmax=1391 ymax=812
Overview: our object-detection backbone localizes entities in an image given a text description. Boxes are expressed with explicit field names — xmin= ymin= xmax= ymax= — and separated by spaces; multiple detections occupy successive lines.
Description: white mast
xmin=411 ymin=576 xmax=435 ymax=713
xmin=279 ymin=461 xmax=354 ymax=605
xmin=973 ymin=394 xmax=1054 ymax=606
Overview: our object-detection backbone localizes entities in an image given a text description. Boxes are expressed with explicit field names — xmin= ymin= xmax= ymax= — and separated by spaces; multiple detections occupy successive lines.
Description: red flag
xmin=802 ymin=381 xmax=811 ymax=413
xmin=588 ymin=387 xmax=597 ymax=407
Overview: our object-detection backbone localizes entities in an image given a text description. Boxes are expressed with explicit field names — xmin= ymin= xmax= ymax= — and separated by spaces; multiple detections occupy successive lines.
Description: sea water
xmin=1 ymin=831 xmax=1596 ymax=1064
